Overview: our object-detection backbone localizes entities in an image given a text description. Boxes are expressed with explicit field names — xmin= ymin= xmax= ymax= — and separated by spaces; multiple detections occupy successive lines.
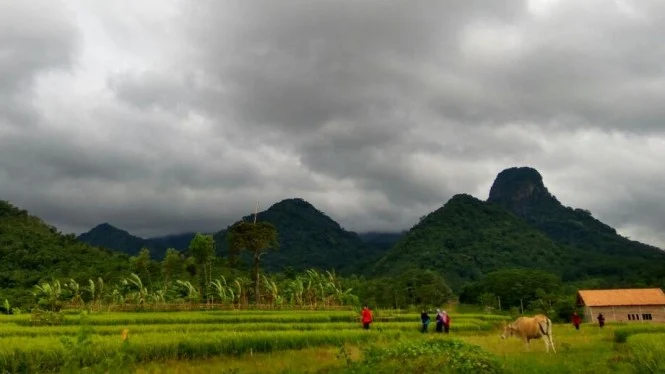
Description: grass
xmin=625 ymin=333 xmax=665 ymax=373
xmin=1 ymin=310 xmax=663 ymax=373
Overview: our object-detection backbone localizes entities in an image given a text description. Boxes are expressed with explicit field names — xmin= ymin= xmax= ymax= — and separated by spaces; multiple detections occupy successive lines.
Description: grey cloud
xmin=3 ymin=0 xmax=665 ymax=251
xmin=0 ymin=0 xmax=80 ymax=129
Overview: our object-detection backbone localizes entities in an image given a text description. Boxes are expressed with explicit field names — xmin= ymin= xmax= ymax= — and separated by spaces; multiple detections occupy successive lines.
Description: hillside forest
xmin=2 ymin=166 xmax=665 ymax=322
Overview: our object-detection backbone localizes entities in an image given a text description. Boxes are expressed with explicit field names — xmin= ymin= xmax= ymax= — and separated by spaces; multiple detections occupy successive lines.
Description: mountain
xmin=147 ymin=232 xmax=197 ymax=251
xmin=358 ymin=231 xmax=405 ymax=252
xmin=78 ymin=223 xmax=156 ymax=257
xmin=0 ymin=201 xmax=129 ymax=305
xmin=371 ymin=194 xmax=575 ymax=289
xmin=77 ymin=224 xmax=196 ymax=259
xmin=214 ymin=198 xmax=388 ymax=273
xmin=372 ymin=167 xmax=665 ymax=291
xmin=487 ymin=166 xmax=665 ymax=259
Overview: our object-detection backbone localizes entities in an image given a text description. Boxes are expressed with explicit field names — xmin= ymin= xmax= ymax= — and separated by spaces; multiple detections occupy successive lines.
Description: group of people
xmin=420 ymin=309 xmax=451 ymax=333
xmin=359 ymin=305 xmax=451 ymax=333
xmin=571 ymin=311 xmax=605 ymax=329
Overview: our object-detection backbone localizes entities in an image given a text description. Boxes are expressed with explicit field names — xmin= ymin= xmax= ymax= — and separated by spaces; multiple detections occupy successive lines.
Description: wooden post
xmin=520 ymin=299 xmax=524 ymax=314
xmin=498 ymin=296 xmax=502 ymax=311
xmin=253 ymin=201 xmax=259 ymax=224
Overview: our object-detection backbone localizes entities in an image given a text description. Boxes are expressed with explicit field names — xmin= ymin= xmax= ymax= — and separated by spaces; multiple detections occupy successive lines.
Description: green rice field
xmin=0 ymin=310 xmax=662 ymax=373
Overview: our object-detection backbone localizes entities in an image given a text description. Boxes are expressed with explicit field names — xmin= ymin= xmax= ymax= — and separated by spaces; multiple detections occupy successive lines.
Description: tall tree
xmin=161 ymin=248 xmax=182 ymax=286
xmin=188 ymin=233 xmax=216 ymax=301
xmin=227 ymin=221 xmax=279 ymax=303
xmin=130 ymin=248 xmax=153 ymax=290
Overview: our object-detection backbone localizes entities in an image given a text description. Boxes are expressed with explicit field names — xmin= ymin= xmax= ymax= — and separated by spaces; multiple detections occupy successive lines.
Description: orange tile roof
xmin=577 ymin=288 xmax=665 ymax=307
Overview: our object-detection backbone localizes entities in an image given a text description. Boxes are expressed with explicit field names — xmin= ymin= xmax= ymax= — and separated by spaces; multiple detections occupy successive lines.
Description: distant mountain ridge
xmin=75 ymin=166 xmax=665 ymax=290
xmin=213 ymin=198 xmax=390 ymax=274
xmin=78 ymin=199 xmax=398 ymax=270
xmin=77 ymin=223 xmax=196 ymax=259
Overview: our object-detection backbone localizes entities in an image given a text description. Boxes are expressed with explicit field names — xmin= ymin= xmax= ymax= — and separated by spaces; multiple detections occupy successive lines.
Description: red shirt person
xmin=572 ymin=312 xmax=582 ymax=330
xmin=361 ymin=305 xmax=373 ymax=330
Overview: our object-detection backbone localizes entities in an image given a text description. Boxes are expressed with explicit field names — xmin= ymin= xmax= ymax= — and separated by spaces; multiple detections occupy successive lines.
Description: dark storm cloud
xmin=0 ymin=1 xmax=80 ymax=129
xmin=2 ymin=0 xmax=665 ymax=249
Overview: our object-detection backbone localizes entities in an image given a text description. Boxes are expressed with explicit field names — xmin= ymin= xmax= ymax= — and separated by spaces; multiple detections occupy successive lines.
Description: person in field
xmin=441 ymin=310 xmax=451 ymax=333
xmin=597 ymin=313 xmax=605 ymax=328
xmin=361 ymin=305 xmax=373 ymax=330
xmin=420 ymin=310 xmax=431 ymax=333
xmin=435 ymin=309 xmax=444 ymax=333
xmin=571 ymin=312 xmax=582 ymax=330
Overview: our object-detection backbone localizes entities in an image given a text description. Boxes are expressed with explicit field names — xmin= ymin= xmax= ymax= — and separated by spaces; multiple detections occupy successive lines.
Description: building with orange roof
xmin=576 ymin=288 xmax=665 ymax=323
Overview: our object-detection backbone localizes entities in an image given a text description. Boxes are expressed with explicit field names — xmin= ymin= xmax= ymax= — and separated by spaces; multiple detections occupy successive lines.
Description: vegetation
xmin=214 ymin=198 xmax=388 ymax=274
xmin=77 ymin=223 xmax=196 ymax=259
xmin=227 ymin=220 xmax=279 ymax=303
xmin=0 ymin=201 xmax=129 ymax=308
xmin=4 ymin=166 xmax=665 ymax=372
xmin=488 ymin=166 xmax=665 ymax=283
xmin=371 ymin=194 xmax=574 ymax=290
xmin=2 ymin=309 xmax=664 ymax=373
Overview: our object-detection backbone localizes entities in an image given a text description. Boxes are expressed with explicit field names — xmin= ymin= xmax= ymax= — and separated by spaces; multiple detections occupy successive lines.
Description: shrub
xmin=613 ymin=325 xmax=665 ymax=343
xmin=339 ymin=338 xmax=502 ymax=374
xmin=626 ymin=333 xmax=665 ymax=373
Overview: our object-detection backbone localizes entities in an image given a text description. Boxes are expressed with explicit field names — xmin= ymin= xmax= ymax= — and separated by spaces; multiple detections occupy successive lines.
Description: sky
xmin=2 ymin=0 xmax=665 ymax=248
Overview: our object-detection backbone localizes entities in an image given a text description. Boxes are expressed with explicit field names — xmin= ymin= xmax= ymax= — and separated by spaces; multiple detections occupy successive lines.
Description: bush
xmin=613 ymin=325 xmax=665 ymax=343
xmin=338 ymin=338 xmax=502 ymax=374
xmin=626 ymin=333 xmax=665 ymax=373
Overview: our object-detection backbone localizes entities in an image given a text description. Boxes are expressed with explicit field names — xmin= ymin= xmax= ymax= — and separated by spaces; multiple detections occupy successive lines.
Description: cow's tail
xmin=538 ymin=318 xmax=551 ymax=336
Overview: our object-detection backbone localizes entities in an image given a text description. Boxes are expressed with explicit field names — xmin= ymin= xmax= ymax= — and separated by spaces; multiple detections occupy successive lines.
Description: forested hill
xmin=77 ymin=223 xmax=196 ymax=259
xmin=358 ymin=232 xmax=405 ymax=252
xmin=214 ymin=198 xmax=388 ymax=273
xmin=487 ymin=166 xmax=665 ymax=259
xmin=371 ymin=168 xmax=665 ymax=291
xmin=0 ymin=201 xmax=129 ymax=305
xmin=370 ymin=194 xmax=574 ymax=290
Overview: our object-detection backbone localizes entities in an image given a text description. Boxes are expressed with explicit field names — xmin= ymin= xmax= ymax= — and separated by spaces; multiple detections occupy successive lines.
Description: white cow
xmin=501 ymin=314 xmax=556 ymax=353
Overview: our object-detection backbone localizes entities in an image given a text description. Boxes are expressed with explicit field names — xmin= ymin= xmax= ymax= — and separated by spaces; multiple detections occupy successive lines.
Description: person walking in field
xmin=597 ymin=313 xmax=605 ymax=328
xmin=441 ymin=310 xmax=451 ymax=333
xmin=572 ymin=312 xmax=582 ymax=330
xmin=420 ymin=310 xmax=431 ymax=333
xmin=361 ymin=305 xmax=373 ymax=330
xmin=435 ymin=309 xmax=445 ymax=333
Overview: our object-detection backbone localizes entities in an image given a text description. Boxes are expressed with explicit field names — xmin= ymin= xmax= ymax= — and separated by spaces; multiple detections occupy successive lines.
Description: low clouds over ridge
xmin=1 ymin=0 xmax=665 ymax=248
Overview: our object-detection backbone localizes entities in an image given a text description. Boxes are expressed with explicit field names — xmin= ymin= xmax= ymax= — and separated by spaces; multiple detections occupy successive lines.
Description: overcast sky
xmin=2 ymin=0 xmax=665 ymax=248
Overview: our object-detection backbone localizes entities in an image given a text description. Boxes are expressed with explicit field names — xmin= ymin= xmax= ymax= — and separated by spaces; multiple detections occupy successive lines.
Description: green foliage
xmin=227 ymin=220 xmax=279 ymax=303
xmin=626 ymin=333 xmax=665 ymax=373
xmin=161 ymin=248 xmax=183 ymax=285
xmin=372 ymin=194 xmax=571 ymax=291
xmin=30 ymin=309 xmax=64 ymax=326
xmin=339 ymin=339 xmax=502 ymax=374
xmin=489 ymin=167 xmax=665 ymax=284
xmin=0 ymin=328 xmax=402 ymax=372
xmin=0 ymin=201 xmax=129 ymax=308
xmin=215 ymin=199 xmax=387 ymax=274
xmin=460 ymin=269 xmax=561 ymax=310
xmin=614 ymin=325 xmax=665 ymax=343
xmin=188 ymin=233 xmax=216 ymax=300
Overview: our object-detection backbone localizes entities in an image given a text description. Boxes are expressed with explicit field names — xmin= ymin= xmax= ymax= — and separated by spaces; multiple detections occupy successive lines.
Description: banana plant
xmin=121 ymin=273 xmax=148 ymax=305
xmin=175 ymin=280 xmax=199 ymax=304
xmin=66 ymin=279 xmax=84 ymax=306
xmin=33 ymin=280 xmax=63 ymax=311
xmin=210 ymin=277 xmax=235 ymax=305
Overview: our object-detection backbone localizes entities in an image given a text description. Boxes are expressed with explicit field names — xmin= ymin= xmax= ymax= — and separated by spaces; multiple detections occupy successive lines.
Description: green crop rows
xmin=0 ymin=310 xmax=510 ymax=372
